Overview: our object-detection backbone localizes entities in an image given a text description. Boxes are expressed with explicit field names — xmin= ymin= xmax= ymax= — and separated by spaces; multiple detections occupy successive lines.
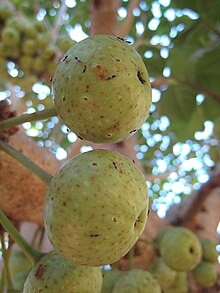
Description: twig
xmin=118 ymin=0 xmax=141 ymax=37
xmin=0 ymin=106 xmax=57 ymax=132
xmin=51 ymin=1 xmax=68 ymax=44
xmin=187 ymin=81 xmax=220 ymax=104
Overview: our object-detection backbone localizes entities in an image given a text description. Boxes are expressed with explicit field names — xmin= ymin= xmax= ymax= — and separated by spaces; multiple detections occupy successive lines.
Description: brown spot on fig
xmin=35 ymin=264 xmax=47 ymax=280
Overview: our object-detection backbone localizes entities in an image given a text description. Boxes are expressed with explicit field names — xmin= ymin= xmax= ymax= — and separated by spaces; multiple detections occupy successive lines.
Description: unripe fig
xmin=1 ymin=27 xmax=20 ymax=47
xmin=23 ymin=251 xmax=103 ymax=293
xmin=201 ymin=238 xmax=218 ymax=263
xmin=150 ymin=258 xmax=176 ymax=289
xmin=163 ymin=272 xmax=188 ymax=293
xmin=53 ymin=34 xmax=152 ymax=143
xmin=193 ymin=261 xmax=217 ymax=288
xmin=155 ymin=226 xmax=174 ymax=247
xmin=44 ymin=149 xmax=149 ymax=266
xmin=112 ymin=269 xmax=161 ymax=293
xmin=160 ymin=227 xmax=201 ymax=271
xmin=22 ymin=39 xmax=36 ymax=56
xmin=101 ymin=270 xmax=122 ymax=293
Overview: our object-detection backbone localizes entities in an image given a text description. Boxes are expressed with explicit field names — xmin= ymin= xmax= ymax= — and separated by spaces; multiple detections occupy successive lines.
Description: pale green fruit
xmin=19 ymin=56 xmax=33 ymax=71
xmin=8 ymin=250 xmax=32 ymax=291
xmin=155 ymin=226 xmax=174 ymax=247
xmin=1 ymin=27 xmax=20 ymax=47
xmin=42 ymin=46 xmax=56 ymax=60
xmin=6 ymin=17 xmax=26 ymax=32
xmin=201 ymin=238 xmax=218 ymax=263
xmin=36 ymin=33 xmax=50 ymax=49
xmin=0 ymin=6 xmax=12 ymax=21
xmin=112 ymin=269 xmax=161 ymax=293
xmin=57 ymin=37 xmax=77 ymax=53
xmin=193 ymin=261 xmax=217 ymax=288
xmin=23 ymin=250 xmax=103 ymax=293
xmin=160 ymin=227 xmax=202 ymax=271
xmin=163 ymin=272 xmax=188 ymax=293
xmin=33 ymin=20 xmax=47 ymax=32
xmin=53 ymin=34 xmax=152 ymax=143
xmin=23 ymin=23 xmax=37 ymax=38
xmin=22 ymin=39 xmax=36 ymax=56
xmin=149 ymin=258 xmax=176 ymax=289
xmin=33 ymin=56 xmax=47 ymax=74
xmin=101 ymin=270 xmax=122 ymax=293
xmin=44 ymin=149 xmax=149 ymax=266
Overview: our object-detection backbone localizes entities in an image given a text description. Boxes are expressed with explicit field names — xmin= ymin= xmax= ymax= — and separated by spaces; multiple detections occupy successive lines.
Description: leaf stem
xmin=0 ymin=209 xmax=42 ymax=264
xmin=0 ymin=105 xmax=57 ymax=132
xmin=0 ymin=140 xmax=52 ymax=185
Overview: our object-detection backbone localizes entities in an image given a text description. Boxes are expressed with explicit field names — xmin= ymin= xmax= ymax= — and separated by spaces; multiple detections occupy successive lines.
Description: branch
xmin=118 ymin=0 xmax=141 ymax=38
xmin=168 ymin=170 xmax=220 ymax=226
xmin=90 ymin=0 xmax=120 ymax=35
xmin=51 ymin=1 xmax=68 ymax=44
xmin=187 ymin=82 xmax=220 ymax=104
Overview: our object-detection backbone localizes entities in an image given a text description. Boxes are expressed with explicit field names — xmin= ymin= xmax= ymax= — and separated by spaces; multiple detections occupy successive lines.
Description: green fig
xmin=23 ymin=250 xmax=103 ymax=293
xmin=53 ymin=34 xmax=152 ymax=143
xmin=112 ymin=269 xmax=161 ymax=293
xmin=163 ymin=272 xmax=188 ymax=293
xmin=193 ymin=261 xmax=217 ymax=288
xmin=155 ymin=226 xmax=174 ymax=247
xmin=101 ymin=270 xmax=122 ymax=293
xmin=201 ymin=238 xmax=218 ymax=263
xmin=44 ymin=149 xmax=149 ymax=266
xmin=160 ymin=227 xmax=201 ymax=271
xmin=149 ymin=258 xmax=176 ymax=289
xmin=1 ymin=27 xmax=20 ymax=47
xmin=22 ymin=39 xmax=36 ymax=56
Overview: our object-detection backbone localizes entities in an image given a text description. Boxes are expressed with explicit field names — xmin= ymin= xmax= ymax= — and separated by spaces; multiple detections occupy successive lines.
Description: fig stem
xmin=0 ymin=140 xmax=52 ymax=185
xmin=0 ymin=209 xmax=42 ymax=265
xmin=0 ymin=105 xmax=57 ymax=131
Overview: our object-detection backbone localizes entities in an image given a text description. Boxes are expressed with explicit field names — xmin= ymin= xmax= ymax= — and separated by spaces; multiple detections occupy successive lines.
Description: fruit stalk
xmin=0 ymin=140 xmax=52 ymax=185
xmin=0 ymin=105 xmax=57 ymax=131
xmin=0 ymin=209 xmax=42 ymax=264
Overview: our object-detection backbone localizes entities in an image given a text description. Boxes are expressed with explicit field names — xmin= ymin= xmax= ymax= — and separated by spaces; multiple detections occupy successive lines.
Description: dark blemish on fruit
xmin=132 ymin=160 xmax=135 ymax=164
xmin=67 ymin=128 xmax=70 ymax=132
xmin=62 ymin=96 xmax=65 ymax=102
xmin=74 ymin=56 xmax=82 ymax=63
xmin=148 ymin=209 xmax=150 ymax=216
xmin=116 ymin=59 xmax=120 ymax=62
xmin=82 ymin=65 xmax=87 ymax=73
xmin=92 ymin=162 xmax=97 ymax=166
xmin=50 ymin=77 xmax=53 ymax=82
xmin=137 ymin=71 xmax=146 ymax=84
xmin=95 ymin=64 xmax=108 ymax=79
xmin=77 ymin=136 xmax=83 ymax=140
xmin=126 ymin=40 xmax=132 ymax=44
xmin=106 ymin=75 xmax=116 ymax=80
xmin=51 ymin=197 xmax=54 ymax=201
xmin=35 ymin=264 xmax=47 ymax=280
xmin=83 ymin=97 xmax=88 ymax=101
xmin=117 ymin=36 xmax=125 ymax=42
xmin=130 ymin=129 xmax=137 ymax=134
xmin=113 ymin=162 xmax=117 ymax=170
xmin=63 ymin=201 xmax=66 ymax=206
xmin=61 ymin=55 xmax=68 ymax=62
xmin=89 ymin=234 xmax=100 ymax=237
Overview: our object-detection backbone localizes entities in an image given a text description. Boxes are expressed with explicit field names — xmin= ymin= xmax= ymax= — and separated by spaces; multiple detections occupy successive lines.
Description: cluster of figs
xmin=21 ymin=34 xmax=152 ymax=292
